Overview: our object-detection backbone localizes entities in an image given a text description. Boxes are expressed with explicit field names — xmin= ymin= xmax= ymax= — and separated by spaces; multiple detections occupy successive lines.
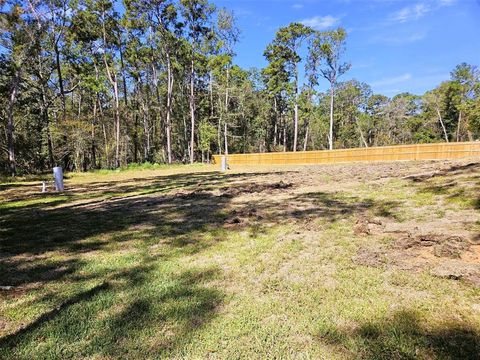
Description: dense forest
xmin=1 ymin=0 xmax=479 ymax=176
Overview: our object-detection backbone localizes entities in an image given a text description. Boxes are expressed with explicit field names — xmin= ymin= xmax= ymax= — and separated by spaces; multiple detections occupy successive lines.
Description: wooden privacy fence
xmin=212 ymin=142 xmax=480 ymax=166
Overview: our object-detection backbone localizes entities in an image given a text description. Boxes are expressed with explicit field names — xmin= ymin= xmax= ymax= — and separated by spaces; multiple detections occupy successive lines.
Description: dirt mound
xmin=353 ymin=216 xmax=384 ymax=236
xmin=430 ymin=261 xmax=480 ymax=283
xmin=354 ymin=230 xmax=480 ymax=286
xmin=225 ymin=207 xmax=264 ymax=226
xmin=434 ymin=238 xmax=470 ymax=258
xmin=221 ymin=181 xmax=292 ymax=197
xmin=173 ymin=190 xmax=211 ymax=200
xmin=394 ymin=234 xmax=470 ymax=259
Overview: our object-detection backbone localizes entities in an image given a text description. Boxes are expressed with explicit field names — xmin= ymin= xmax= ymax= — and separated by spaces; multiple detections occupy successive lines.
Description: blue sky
xmin=214 ymin=0 xmax=480 ymax=96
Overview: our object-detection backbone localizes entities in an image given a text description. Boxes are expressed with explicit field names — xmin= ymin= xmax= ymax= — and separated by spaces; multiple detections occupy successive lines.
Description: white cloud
xmin=371 ymin=73 xmax=412 ymax=87
xmin=390 ymin=3 xmax=431 ymax=23
xmin=300 ymin=15 xmax=340 ymax=30
xmin=292 ymin=3 xmax=304 ymax=10
xmin=389 ymin=0 xmax=456 ymax=24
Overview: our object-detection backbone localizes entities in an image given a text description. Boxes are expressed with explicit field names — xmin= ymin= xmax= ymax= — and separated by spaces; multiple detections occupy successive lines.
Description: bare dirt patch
xmin=353 ymin=216 xmax=384 ymax=236
xmin=0 ymin=286 xmax=27 ymax=299
xmin=356 ymin=230 xmax=480 ymax=286
xmin=220 ymin=181 xmax=293 ymax=197
xmin=219 ymin=159 xmax=480 ymax=286
xmin=353 ymin=247 xmax=387 ymax=267
xmin=0 ymin=317 xmax=8 ymax=333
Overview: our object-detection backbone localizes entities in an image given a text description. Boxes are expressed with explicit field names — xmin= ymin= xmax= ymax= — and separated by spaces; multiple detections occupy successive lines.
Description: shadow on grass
xmin=0 ymin=282 xmax=109 ymax=348
xmin=1 ymin=171 xmax=298 ymax=294
xmin=408 ymin=162 xmax=480 ymax=183
xmin=0 ymin=170 xmax=404 ymax=290
xmin=0 ymin=169 xmax=413 ymax=356
xmin=96 ymin=267 xmax=222 ymax=358
xmin=317 ymin=310 xmax=480 ymax=359
xmin=410 ymin=161 xmax=480 ymax=210
xmin=237 ymin=191 xmax=402 ymax=228
xmin=0 ymin=169 xmax=293 ymax=208
xmin=0 ymin=183 xmax=35 ymax=191
xmin=0 ymin=256 xmax=223 ymax=358
xmin=291 ymin=192 xmax=400 ymax=219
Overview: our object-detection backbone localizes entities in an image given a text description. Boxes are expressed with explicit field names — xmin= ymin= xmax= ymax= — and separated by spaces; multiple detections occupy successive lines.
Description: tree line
xmin=1 ymin=0 xmax=479 ymax=176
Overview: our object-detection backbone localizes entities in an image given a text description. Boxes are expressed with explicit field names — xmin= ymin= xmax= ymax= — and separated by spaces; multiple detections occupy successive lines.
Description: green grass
xmin=0 ymin=163 xmax=479 ymax=359
xmin=81 ymin=161 xmax=208 ymax=176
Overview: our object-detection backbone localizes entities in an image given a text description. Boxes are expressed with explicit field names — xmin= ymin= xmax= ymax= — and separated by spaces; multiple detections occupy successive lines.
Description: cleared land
xmin=1 ymin=160 xmax=480 ymax=359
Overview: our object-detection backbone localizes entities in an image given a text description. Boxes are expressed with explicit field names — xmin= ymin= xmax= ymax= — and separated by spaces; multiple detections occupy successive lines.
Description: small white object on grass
xmin=42 ymin=181 xmax=47 ymax=193
xmin=53 ymin=166 xmax=64 ymax=191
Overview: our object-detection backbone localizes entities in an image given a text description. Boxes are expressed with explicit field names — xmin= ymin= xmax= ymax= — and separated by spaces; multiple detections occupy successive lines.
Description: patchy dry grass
xmin=1 ymin=160 xmax=480 ymax=359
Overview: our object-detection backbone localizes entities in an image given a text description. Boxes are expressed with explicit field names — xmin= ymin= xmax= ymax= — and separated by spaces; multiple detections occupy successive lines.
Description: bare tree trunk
xmin=166 ymin=52 xmax=173 ymax=164
xmin=224 ymin=122 xmax=228 ymax=156
xmin=54 ymin=40 xmax=71 ymax=169
xmin=6 ymin=70 xmax=19 ymax=176
xmin=98 ymin=97 xmax=108 ymax=168
xmin=91 ymin=65 xmax=101 ymax=169
xmin=132 ymin=81 xmax=140 ymax=163
xmin=40 ymin=79 xmax=55 ymax=169
xmin=133 ymin=112 xmax=139 ymax=163
xmin=456 ymin=110 xmax=462 ymax=142
xmin=225 ymin=67 xmax=229 ymax=119
xmin=142 ymin=101 xmax=151 ymax=160
xmin=329 ymin=83 xmax=335 ymax=150
xmin=54 ymin=41 xmax=66 ymax=121
xmin=113 ymin=81 xmax=121 ymax=167
xmin=151 ymin=62 xmax=164 ymax=160
xmin=182 ymin=113 xmax=189 ymax=161
xmin=91 ymin=95 xmax=98 ymax=169
xmin=102 ymin=62 xmax=120 ymax=167
xmin=47 ymin=124 xmax=54 ymax=169
xmin=293 ymin=64 xmax=299 ymax=152
xmin=303 ymin=125 xmax=309 ymax=152
xmin=189 ymin=58 xmax=195 ymax=164
xmin=217 ymin=118 xmax=222 ymax=155
xmin=223 ymin=67 xmax=230 ymax=157
xmin=436 ymin=108 xmax=449 ymax=143
xmin=102 ymin=11 xmax=121 ymax=168
xmin=359 ymin=127 xmax=368 ymax=148
xmin=120 ymin=45 xmax=130 ymax=166
xmin=77 ymin=91 xmax=82 ymax=120
xmin=102 ymin=123 xmax=108 ymax=168
xmin=242 ymin=112 xmax=247 ymax=154
xmin=120 ymin=46 xmax=128 ymax=108
xmin=273 ymin=97 xmax=278 ymax=148
xmin=211 ymin=72 xmax=221 ymax=154
xmin=209 ymin=71 xmax=214 ymax=117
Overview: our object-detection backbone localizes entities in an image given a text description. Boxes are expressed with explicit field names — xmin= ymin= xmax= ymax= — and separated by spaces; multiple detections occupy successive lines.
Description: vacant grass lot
xmin=1 ymin=160 xmax=479 ymax=359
